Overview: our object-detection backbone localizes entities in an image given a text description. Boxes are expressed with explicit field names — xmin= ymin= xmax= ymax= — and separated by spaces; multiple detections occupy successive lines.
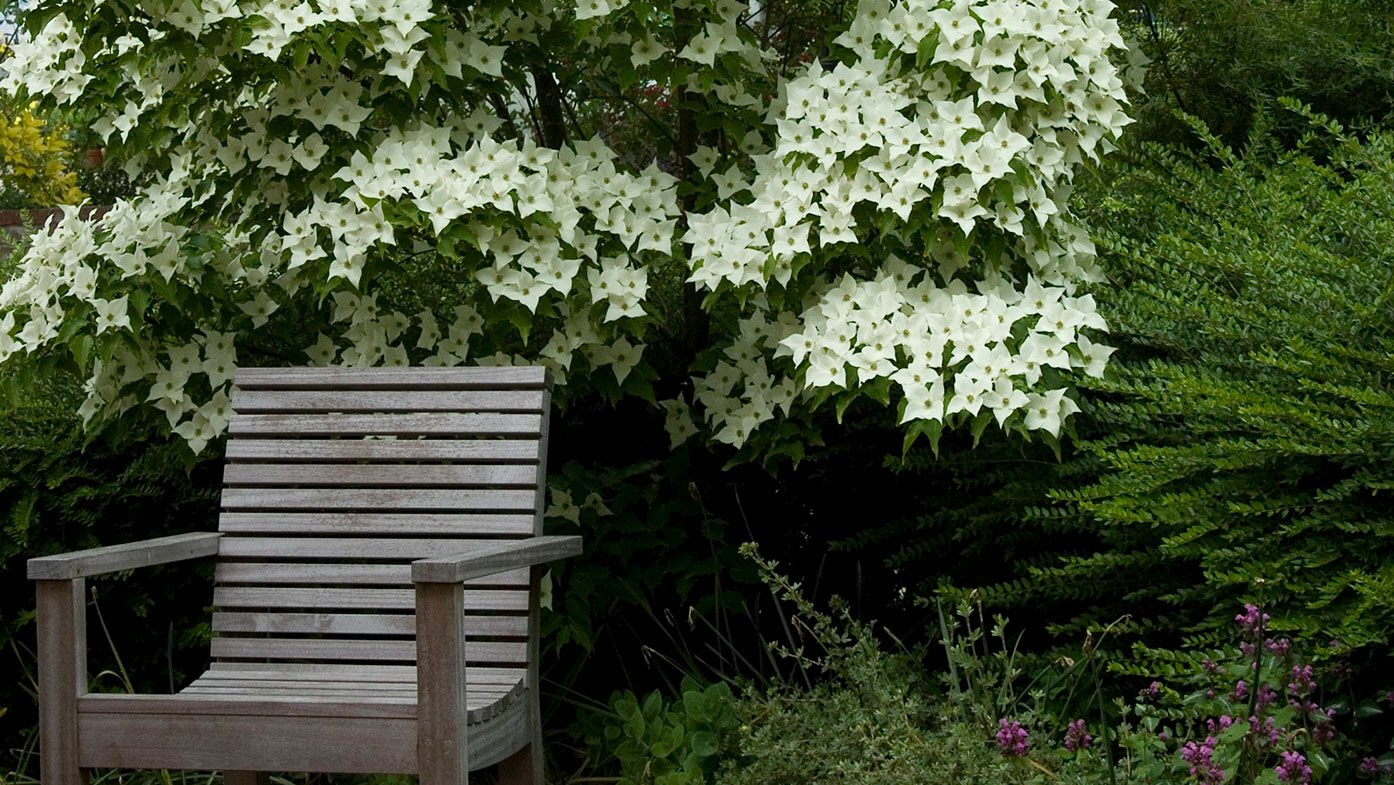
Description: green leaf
xmin=688 ymin=730 xmax=717 ymax=757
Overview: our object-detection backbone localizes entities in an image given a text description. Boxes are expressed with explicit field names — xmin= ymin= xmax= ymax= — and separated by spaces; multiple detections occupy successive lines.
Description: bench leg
xmin=37 ymin=580 xmax=89 ymax=785
xmin=223 ymin=773 xmax=268 ymax=785
xmin=497 ymin=742 xmax=541 ymax=785
xmin=417 ymin=583 xmax=469 ymax=785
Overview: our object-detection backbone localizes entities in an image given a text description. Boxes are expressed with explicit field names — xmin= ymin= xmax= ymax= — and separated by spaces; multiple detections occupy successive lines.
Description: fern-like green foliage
xmin=1069 ymin=115 xmax=1394 ymax=651
xmin=1127 ymin=0 xmax=1394 ymax=149
xmin=0 ymin=364 xmax=222 ymax=750
xmin=848 ymin=114 xmax=1394 ymax=703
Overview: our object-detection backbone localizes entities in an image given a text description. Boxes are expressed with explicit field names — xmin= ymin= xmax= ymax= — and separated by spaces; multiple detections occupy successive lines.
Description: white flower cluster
xmin=676 ymin=0 xmax=1131 ymax=446
xmin=0 ymin=14 xmax=91 ymax=103
xmin=684 ymin=262 xmax=1112 ymax=445
xmin=0 ymin=0 xmax=1134 ymax=453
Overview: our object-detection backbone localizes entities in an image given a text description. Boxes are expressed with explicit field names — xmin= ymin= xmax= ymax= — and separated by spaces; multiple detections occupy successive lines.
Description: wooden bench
xmin=28 ymin=366 xmax=581 ymax=785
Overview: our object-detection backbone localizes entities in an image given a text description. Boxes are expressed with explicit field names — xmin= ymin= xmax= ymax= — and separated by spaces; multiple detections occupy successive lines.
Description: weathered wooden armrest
xmin=27 ymin=532 xmax=222 ymax=580
xmin=411 ymin=535 xmax=582 ymax=583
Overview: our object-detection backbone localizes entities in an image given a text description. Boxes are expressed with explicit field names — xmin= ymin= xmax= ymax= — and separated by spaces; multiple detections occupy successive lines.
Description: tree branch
xmin=531 ymin=66 xmax=568 ymax=149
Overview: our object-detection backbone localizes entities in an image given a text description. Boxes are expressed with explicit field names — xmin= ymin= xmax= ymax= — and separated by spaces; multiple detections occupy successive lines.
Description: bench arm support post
xmin=416 ymin=581 xmax=469 ymax=784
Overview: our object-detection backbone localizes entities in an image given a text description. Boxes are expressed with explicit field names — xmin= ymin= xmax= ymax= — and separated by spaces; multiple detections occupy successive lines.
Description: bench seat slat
xmin=225 ymin=439 xmax=540 ymax=462
xmin=228 ymin=413 xmax=541 ymax=437
xmin=234 ymin=367 xmax=548 ymax=390
xmin=218 ymin=512 xmax=536 ymax=535
xmin=203 ymin=663 xmax=524 ymax=685
xmin=221 ymin=488 xmax=536 ymax=512
xmin=222 ymin=463 xmax=538 ymax=488
xmin=213 ymin=563 xmax=528 ymax=586
xmin=209 ymin=638 xmax=528 ymax=663
xmin=212 ymin=587 xmax=528 ymax=611
xmin=217 ymin=537 xmax=540 ymax=563
xmin=211 ymin=611 xmax=529 ymax=637
xmin=233 ymin=390 xmax=546 ymax=413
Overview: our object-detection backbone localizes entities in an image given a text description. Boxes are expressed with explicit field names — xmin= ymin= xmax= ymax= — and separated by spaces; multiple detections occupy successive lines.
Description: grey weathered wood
xmin=80 ymin=693 xmax=417 ymax=718
xmin=204 ymin=662 xmax=524 ymax=684
xmin=504 ymin=389 xmax=552 ymax=785
xmin=28 ymin=533 xmax=220 ymax=580
xmin=215 ymin=562 xmax=412 ymax=585
xmin=211 ymin=611 xmax=529 ymax=637
xmin=223 ymin=770 xmax=267 ymax=785
xmin=213 ymin=562 xmax=529 ymax=586
xmin=77 ymin=713 xmax=419 ymax=772
xmin=225 ymin=438 xmax=540 ymax=462
xmin=412 ymin=536 xmax=582 ymax=583
xmin=36 ymin=366 xmax=581 ymax=782
xmin=210 ymin=638 xmax=419 ymax=662
xmin=218 ymin=512 xmax=536 ymax=535
xmin=218 ymin=537 xmax=540 ymax=562
xmin=77 ymin=691 xmax=532 ymax=771
xmin=233 ymin=389 xmax=546 ymax=413
xmin=234 ymin=366 xmax=549 ymax=390
xmin=221 ymin=488 xmax=537 ymax=511
xmin=189 ymin=681 xmax=418 ymax=695
xmin=212 ymin=587 xmax=528 ymax=611
xmin=228 ymin=412 xmax=541 ymax=437
xmin=37 ymin=579 xmax=87 ymax=785
xmin=417 ymin=581 xmax=469 ymax=785
xmin=177 ymin=684 xmax=517 ymax=703
xmin=498 ymin=742 xmax=539 ymax=785
xmin=223 ymin=463 xmax=538 ymax=487
xmin=208 ymin=637 xmax=526 ymax=663
xmin=500 ymin=567 xmax=546 ymax=785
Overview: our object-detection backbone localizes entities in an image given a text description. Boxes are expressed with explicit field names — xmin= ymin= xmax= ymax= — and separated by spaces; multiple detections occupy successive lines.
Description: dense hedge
xmin=844 ymin=115 xmax=1394 ymax=745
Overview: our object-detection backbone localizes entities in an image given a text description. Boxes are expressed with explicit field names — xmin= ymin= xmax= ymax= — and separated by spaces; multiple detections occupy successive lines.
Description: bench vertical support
xmin=417 ymin=581 xmax=468 ymax=785
xmin=498 ymin=564 xmax=544 ymax=785
xmin=36 ymin=578 xmax=88 ymax=785
xmin=501 ymin=387 xmax=550 ymax=785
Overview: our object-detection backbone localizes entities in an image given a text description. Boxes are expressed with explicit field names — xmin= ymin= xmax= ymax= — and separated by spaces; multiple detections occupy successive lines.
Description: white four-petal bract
xmin=0 ymin=0 xmax=1135 ymax=452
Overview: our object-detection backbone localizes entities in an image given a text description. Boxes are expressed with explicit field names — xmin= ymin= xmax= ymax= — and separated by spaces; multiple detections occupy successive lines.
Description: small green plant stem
xmin=934 ymin=598 xmax=965 ymax=724
xmin=90 ymin=586 xmax=134 ymax=694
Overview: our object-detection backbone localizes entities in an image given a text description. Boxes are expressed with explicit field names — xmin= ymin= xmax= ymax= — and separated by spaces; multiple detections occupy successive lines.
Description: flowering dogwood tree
xmin=0 ymin=0 xmax=1140 ymax=458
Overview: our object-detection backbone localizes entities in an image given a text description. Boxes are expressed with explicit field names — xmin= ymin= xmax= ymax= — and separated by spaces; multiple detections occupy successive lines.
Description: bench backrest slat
xmin=211 ymin=367 xmax=549 ymax=670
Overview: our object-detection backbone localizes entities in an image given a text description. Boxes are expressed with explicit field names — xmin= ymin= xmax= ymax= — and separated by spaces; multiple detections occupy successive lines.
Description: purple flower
xmin=1064 ymin=719 xmax=1092 ymax=752
xmin=996 ymin=718 xmax=1029 ymax=757
xmin=1181 ymin=736 xmax=1224 ymax=785
xmin=1206 ymin=715 xmax=1235 ymax=734
xmin=1266 ymin=637 xmax=1291 ymax=656
xmin=1202 ymin=659 xmax=1219 ymax=673
xmin=1236 ymin=603 xmax=1269 ymax=638
xmin=1312 ymin=720 xmax=1335 ymax=745
xmin=1360 ymin=757 xmax=1380 ymax=777
xmin=1275 ymin=750 xmax=1312 ymax=784
xmin=1257 ymin=685 xmax=1279 ymax=711
xmin=1232 ymin=680 xmax=1248 ymax=700
xmin=1142 ymin=681 xmax=1162 ymax=700
xmin=1249 ymin=714 xmax=1280 ymax=745
xmin=1384 ymin=690 xmax=1394 ymax=706
xmin=1288 ymin=665 xmax=1316 ymax=698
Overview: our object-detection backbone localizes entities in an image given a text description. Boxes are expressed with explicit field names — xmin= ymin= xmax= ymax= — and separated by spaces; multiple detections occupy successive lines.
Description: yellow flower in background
xmin=0 ymin=104 xmax=86 ymax=208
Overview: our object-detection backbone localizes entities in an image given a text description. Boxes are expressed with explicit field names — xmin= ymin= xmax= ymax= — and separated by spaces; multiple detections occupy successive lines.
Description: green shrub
xmin=577 ymin=679 xmax=741 ymax=785
xmin=844 ymin=111 xmax=1394 ymax=754
xmin=1069 ymin=113 xmax=1394 ymax=650
xmin=0 ymin=362 xmax=221 ymax=751
xmin=719 ymin=552 xmax=1381 ymax=785
xmin=1125 ymin=0 xmax=1394 ymax=148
